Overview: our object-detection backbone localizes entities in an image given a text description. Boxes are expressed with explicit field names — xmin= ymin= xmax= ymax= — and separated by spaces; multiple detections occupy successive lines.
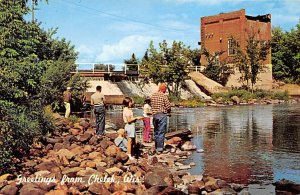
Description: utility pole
xmin=32 ymin=0 xmax=35 ymax=23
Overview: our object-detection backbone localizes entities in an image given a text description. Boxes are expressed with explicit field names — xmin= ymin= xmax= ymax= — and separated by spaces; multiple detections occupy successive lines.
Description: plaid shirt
xmin=151 ymin=91 xmax=171 ymax=115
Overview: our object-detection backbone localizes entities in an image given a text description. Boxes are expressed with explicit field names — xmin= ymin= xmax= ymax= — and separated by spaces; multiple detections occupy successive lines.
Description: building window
xmin=228 ymin=38 xmax=236 ymax=56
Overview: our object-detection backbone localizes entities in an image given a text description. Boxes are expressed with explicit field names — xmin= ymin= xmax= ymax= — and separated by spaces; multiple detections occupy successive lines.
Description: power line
xmin=54 ymin=0 xmax=199 ymax=34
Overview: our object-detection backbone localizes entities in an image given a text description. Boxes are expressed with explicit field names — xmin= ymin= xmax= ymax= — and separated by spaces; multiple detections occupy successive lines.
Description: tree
xmin=272 ymin=24 xmax=300 ymax=83
xmin=94 ymin=64 xmax=115 ymax=71
xmin=232 ymin=34 xmax=270 ymax=91
xmin=124 ymin=53 xmax=139 ymax=71
xmin=140 ymin=40 xmax=195 ymax=97
xmin=202 ymin=48 xmax=234 ymax=86
xmin=0 ymin=0 xmax=87 ymax=173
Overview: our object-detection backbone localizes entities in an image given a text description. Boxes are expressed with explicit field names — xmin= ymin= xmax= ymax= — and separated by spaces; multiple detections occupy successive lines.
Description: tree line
xmin=0 ymin=0 xmax=87 ymax=172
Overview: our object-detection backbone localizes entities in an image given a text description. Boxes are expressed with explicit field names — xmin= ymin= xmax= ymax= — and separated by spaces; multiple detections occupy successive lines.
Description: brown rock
xmin=165 ymin=137 xmax=182 ymax=146
xmin=0 ymin=184 xmax=18 ymax=195
xmin=70 ymin=146 xmax=84 ymax=156
xmin=69 ymin=128 xmax=81 ymax=136
xmin=105 ymin=145 xmax=120 ymax=157
xmin=56 ymin=149 xmax=75 ymax=160
xmin=83 ymin=145 xmax=93 ymax=153
xmin=89 ymin=136 xmax=99 ymax=145
xmin=158 ymin=186 xmax=185 ymax=195
xmin=231 ymin=96 xmax=240 ymax=104
xmin=112 ymin=191 xmax=127 ymax=195
xmin=88 ymin=183 xmax=110 ymax=195
xmin=188 ymin=180 xmax=205 ymax=194
xmin=62 ymin=167 xmax=82 ymax=177
xmin=116 ymin=152 xmax=129 ymax=163
xmin=105 ymin=167 xmax=123 ymax=176
xmin=45 ymin=189 xmax=67 ymax=195
xmin=19 ymin=183 xmax=47 ymax=195
xmin=86 ymin=161 xmax=96 ymax=168
xmin=0 ymin=174 xmax=13 ymax=182
xmin=35 ymin=161 xmax=59 ymax=172
xmin=204 ymin=176 xmax=219 ymax=192
xmin=45 ymin=137 xmax=63 ymax=144
xmin=99 ymin=140 xmax=113 ymax=149
xmin=88 ymin=152 xmax=101 ymax=160
xmin=105 ymin=133 xmax=118 ymax=141
xmin=144 ymin=172 xmax=168 ymax=188
xmin=181 ymin=141 xmax=196 ymax=151
xmin=53 ymin=143 xmax=67 ymax=151
xmin=78 ymin=133 xmax=92 ymax=143
xmin=143 ymin=186 xmax=167 ymax=195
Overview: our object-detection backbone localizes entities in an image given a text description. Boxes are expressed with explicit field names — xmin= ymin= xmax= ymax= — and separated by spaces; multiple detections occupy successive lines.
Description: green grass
xmin=212 ymin=89 xmax=289 ymax=102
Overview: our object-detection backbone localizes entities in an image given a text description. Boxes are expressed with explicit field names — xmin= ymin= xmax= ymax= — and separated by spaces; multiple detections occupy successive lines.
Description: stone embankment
xmin=0 ymin=115 xmax=248 ymax=195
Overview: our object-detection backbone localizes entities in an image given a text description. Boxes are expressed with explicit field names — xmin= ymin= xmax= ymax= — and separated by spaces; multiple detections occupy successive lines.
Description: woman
xmin=122 ymin=97 xmax=143 ymax=159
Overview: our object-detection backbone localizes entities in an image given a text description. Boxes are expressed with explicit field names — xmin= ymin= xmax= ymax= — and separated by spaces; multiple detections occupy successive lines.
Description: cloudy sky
xmin=34 ymin=0 xmax=299 ymax=69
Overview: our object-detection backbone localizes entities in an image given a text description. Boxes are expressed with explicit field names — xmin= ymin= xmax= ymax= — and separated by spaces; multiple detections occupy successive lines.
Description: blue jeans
xmin=94 ymin=105 xmax=105 ymax=135
xmin=153 ymin=113 xmax=168 ymax=152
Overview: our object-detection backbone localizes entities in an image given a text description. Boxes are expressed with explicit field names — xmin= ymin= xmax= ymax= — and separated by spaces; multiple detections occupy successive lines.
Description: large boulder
xmin=189 ymin=71 xmax=229 ymax=95
xmin=88 ymin=183 xmax=110 ymax=195
xmin=105 ymin=145 xmax=121 ymax=157
xmin=0 ymin=184 xmax=18 ymax=195
xmin=181 ymin=141 xmax=197 ymax=151
xmin=144 ymin=172 xmax=168 ymax=188
xmin=19 ymin=183 xmax=47 ymax=195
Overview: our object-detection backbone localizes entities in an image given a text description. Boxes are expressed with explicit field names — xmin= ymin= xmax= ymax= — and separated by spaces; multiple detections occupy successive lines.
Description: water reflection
xmin=106 ymin=104 xmax=300 ymax=185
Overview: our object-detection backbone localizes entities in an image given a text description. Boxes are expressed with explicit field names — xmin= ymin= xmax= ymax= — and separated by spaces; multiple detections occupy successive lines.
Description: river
xmin=106 ymin=103 xmax=300 ymax=194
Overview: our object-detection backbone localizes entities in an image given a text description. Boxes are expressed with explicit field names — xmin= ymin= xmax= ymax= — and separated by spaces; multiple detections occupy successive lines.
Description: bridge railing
xmin=73 ymin=63 xmax=140 ymax=75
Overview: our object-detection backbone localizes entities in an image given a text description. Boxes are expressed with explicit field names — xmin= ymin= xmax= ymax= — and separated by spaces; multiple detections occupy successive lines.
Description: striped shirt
xmin=151 ymin=91 xmax=171 ymax=115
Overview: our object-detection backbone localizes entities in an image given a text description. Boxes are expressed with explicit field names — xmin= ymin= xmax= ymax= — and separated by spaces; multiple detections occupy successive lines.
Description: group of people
xmin=63 ymin=83 xmax=171 ymax=159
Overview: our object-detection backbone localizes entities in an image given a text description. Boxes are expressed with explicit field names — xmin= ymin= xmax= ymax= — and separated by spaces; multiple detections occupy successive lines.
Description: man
xmin=151 ymin=83 xmax=171 ymax=154
xmin=91 ymin=85 xmax=106 ymax=135
xmin=63 ymin=87 xmax=72 ymax=118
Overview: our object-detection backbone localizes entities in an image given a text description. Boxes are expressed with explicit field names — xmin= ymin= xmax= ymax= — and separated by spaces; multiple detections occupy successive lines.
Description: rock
xmin=231 ymin=96 xmax=240 ymax=104
xmin=88 ymin=183 xmax=110 ymax=195
xmin=23 ymin=160 xmax=37 ymax=167
xmin=230 ymin=183 xmax=245 ymax=192
xmin=273 ymin=179 xmax=300 ymax=194
xmin=89 ymin=136 xmax=99 ymax=145
xmin=78 ymin=133 xmax=92 ymax=143
xmin=158 ymin=186 xmax=185 ymax=195
xmin=86 ymin=161 xmax=96 ymax=168
xmin=45 ymin=189 xmax=68 ymax=195
xmin=56 ymin=149 xmax=75 ymax=160
xmin=188 ymin=180 xmax=205 ymax=194
xmin=144 ymin=172 xmax=168 ymax=188
xmin=116 ymin=152 xmax=129 ymax=163
xmin=197 ymin=149 xmax=204 ymax=153
xmin=220 ymin=187 xmax=237 ymax=195
xmin=181 ymin=141 xmax=197 ymax=151
xmin=99 ymin=140 xmax=113 ymax=149
xmin=178 ymin=165 xmax=191 ymax=170
xmin=70 ymin=145 xmax=84 ymax=156
xmin=105 ymin=167 xmax=123 ymax=176
xmin=45 ymin=137 xmax=63 ymax=144
xmin=77 ymin=169 xmax=101 ymax=177
xmin=19 ymin=183 xmax=47 ymax=195
xmin=215 ymin=97 xmax=224 ymax=104
xmin=83 ymin=145 xmax=93 ymax=153
xmin=0 ymin=174 xmax=13 ymax=182
xmin=105 ymin=133 xmax=118 ymax=141
xmin=35 ymin=161 xmax=59 ymax=172
xmin=62 ymin=167 xmax=82 ymax=177
xmin=69 ymin=128 xmax=81 ymax=136
xmin=144 ymin=186 xmax=167 ymax=195
xmin=0 ymin=184 xmax=18 ymax=195
xmin=105 ymin=145 xmax=121 ymax=157
xmin=165 ymin=137 xmax=182 ymax=146
xmin=88 ymin=152 xmax=101 ymax=160
xmin=182 ymin=175 xmax=196 ymax=184
xmin=109 ymin=182 xmax=136 ymax=193
xmin=204 ymin=176 xmax=219 ymax=192
xmin=53 ymin=143 xmax=67 ymax=151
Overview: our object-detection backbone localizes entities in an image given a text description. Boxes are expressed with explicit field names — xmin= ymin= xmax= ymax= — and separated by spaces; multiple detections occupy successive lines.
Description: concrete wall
xmin=226 ymin=64 xmax=272 ymax=90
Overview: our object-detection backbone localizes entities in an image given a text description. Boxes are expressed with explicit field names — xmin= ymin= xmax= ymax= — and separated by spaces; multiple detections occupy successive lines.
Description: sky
xmin=33 ymin=0 xmax=300 ymax=70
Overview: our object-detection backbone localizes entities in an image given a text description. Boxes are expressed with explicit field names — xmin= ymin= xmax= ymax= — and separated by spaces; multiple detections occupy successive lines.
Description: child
xmin=114 ymin=129 xmax=128 ymax=152
xmin=143 ymin=97 xmax=152 ymax=143
xmin=123 ymin=97 xmax=143 ymax=159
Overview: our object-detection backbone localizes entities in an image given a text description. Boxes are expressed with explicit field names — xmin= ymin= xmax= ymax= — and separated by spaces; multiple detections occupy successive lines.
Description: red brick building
xmin=200 ymin=9 xmax=272 ymax=89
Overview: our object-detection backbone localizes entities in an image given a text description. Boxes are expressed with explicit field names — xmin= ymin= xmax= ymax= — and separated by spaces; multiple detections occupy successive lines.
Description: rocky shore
xmin=0 ymin=115 xmax=299 ymax=195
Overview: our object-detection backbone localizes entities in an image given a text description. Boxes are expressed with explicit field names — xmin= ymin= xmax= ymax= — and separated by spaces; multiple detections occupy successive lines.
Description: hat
xmin=67 ymin=87 xmax=71 ymax=90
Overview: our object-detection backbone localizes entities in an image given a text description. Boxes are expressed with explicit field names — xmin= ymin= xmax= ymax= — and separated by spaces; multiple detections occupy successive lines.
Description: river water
xmin=106 ymin=103 xmax=300 ymax=193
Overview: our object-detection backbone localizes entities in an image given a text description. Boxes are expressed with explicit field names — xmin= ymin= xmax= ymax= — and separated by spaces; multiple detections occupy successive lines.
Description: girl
xmin=123 ymin=97 xmax=143 ymax=159
xmin=143 ymin=97 xmax=152 ymax=143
